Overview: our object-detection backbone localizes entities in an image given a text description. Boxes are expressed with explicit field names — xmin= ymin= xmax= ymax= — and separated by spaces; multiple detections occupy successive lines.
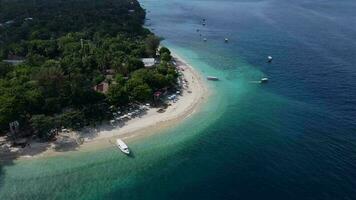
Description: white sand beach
xmin=0 ymin=54 xmax=210 ymax=160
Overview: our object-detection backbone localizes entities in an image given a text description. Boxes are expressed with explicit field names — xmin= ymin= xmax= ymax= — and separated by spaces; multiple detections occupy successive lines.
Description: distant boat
xmin=203 ymin=38 xmax=207 ymax=42
xmin=207 ymin=76 xmax=219 ymax=81
xmin=225 ymin=38 xmax=229 ymax=43
xmin=267 ymin=56 xmax=273 ymax=62
xmin=116 ymin=139 xmax=130 ymax=154
xmin=260 ymin=78 xmax=269 ymax=83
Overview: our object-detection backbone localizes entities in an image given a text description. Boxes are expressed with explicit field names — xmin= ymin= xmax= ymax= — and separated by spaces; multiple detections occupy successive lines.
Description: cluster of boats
xmin=206 ymin=56 xmax=273 ymax=83
xmin=197 ymin=18 xmax=229 ymax=43
xmin=260 ymin=56 xmax=273 ymax=83
xmin=114 ymin=57 xmax=273 ymax=157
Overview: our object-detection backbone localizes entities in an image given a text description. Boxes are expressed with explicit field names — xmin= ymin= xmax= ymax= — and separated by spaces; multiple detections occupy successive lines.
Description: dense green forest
xmin=0 ymin=0 xmax=177 ymax=139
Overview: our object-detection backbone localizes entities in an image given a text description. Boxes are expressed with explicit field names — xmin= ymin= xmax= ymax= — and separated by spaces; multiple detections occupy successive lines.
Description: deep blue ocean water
xmin=1 ymin=0 xmax=356 ymax=199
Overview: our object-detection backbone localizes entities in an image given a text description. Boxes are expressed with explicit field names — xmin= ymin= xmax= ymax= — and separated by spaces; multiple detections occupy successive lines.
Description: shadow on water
xmin=0 ymin=136 xmax=51 ymax=183
xmin=0 ymin=131 xmax=86 ymax=192
xmin=0 ymin=156 xmax=14 ymax=192
xmin=127 ymin=150 xmax=135 ymax=159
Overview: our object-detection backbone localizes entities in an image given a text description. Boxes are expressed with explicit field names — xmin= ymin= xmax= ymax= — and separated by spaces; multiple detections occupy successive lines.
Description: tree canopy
xmin=0 ymin=0 xmax=178 ymax=139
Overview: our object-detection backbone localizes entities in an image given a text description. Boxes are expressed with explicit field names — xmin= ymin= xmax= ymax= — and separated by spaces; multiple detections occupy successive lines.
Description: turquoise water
xmin=1 ymin=0 xmax=356 ymax=199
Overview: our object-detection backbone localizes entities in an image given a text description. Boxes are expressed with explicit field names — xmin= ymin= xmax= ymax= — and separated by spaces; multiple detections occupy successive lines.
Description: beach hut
xmin=93 ymin=81 xmax=109 ymax=94
xmin=141 ymin=58 xmax=156 ymax=68
xmin=3 ymin=54 xmax=25 ymax=65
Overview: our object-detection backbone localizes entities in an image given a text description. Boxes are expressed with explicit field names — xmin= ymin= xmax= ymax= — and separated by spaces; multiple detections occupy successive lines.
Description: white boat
xmin=267 ymin=56 xmax=273 ymax=62
xmin=116 ymin=139 xmax=130 ymax=154
xmin=260 ymin=78 xmax=269 ymax=83
xmin=207 ymin=76 xmax=219 ymax=81
xmin=225 ymin=38 xmax=229 ymax=43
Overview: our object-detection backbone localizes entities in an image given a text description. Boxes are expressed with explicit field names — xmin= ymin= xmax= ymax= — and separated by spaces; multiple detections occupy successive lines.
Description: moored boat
xmin=116 ymin=139 xmax=130 ymax=154
xmin=260 ymin=77 xmax=269 ymax=83
xmin=207 ymin=76 xmax=219 ymax=81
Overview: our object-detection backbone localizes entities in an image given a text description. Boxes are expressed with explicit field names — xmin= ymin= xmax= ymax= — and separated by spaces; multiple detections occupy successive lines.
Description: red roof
xmin=154 ymin=91 xmax=162 ymax=97
xmin=94 ymin=82 xmax=109 ymax=93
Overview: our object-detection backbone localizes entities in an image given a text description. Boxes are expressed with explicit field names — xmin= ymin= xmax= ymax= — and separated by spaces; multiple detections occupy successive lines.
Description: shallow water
xmin=1 ymin=0 xmax=356 ymax=199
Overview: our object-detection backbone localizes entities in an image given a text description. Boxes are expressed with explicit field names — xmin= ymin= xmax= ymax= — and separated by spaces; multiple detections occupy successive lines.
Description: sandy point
xmin=1 ymin=53 xmax=211 ymax=161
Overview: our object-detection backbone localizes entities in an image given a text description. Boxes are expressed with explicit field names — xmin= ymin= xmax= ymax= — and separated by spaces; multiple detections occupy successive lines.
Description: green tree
xmin=30 ymin=114 xmax=56 ymax=139
xmin=107 ymin=84 xmax=129 ymax=106
xmin=145 ymin=35 xmax=160 ymax=57
xmin=127 ymin=57 xmax=144 ymax=73
xmin=159 ymin=47 xmax=171 ymax=56
xmin=0 ymin=62 xmax=13 ymax=78
xmin=35 ymin=66 xmax=65 ymax=97
xmin=114 ymin=74 xmax=126 ymax=85
xmin=131 ymin=69 xmax=168 ymax=90
xmin=161 ymin=52 xmax=172 ymax=62
xmin=0 ymin=0 xmax=176 ymax=135
xmin=41 ymin=59 xmax=60 ymax=68
xmin=59 ymin=110 xmax=85 ymax=130
xmin=131 ymin=84 xmax=152 ymax=101
xmin=157 ymin=62 xmax=168 ymax=75
xmin=126 ymin=77 xmax=152 ymax=101
xmin=0 ymin=95 xmax=25 ymax=130
xmin=94 ymin=74 xmax=105 ymax=85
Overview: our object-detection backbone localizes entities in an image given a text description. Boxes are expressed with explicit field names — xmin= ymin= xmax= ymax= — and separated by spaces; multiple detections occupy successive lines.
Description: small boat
xmin=260 ymin=78 xmax=269 ymax=83
xmin=116 ymin=139 xmax=130 ymax=154
xmin=207 ymin=76 xmax=219 ymax=81
xmin=203 ymin=38 xmax=207 ymax=42
xmin=267 ymin=56 xmax=273 ymax=62
xmin=225 ymin=38 xmax=229 ymax=43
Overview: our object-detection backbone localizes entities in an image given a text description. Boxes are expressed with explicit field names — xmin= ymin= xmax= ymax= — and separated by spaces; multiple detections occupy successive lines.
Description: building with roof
xmin=93 ymin=81 xmax=109 ymax=94
xmin=2 ymin=60 xmax=24 ymax=65
xmin=141 ymin=58 xmax=156 ymax=68
xmin=2 ymin=54 xmax=25 ymax=65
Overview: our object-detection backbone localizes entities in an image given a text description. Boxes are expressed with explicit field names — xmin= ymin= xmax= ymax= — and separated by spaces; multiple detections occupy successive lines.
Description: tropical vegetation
xmin=0 ymin=0 xmax=177 ymax=140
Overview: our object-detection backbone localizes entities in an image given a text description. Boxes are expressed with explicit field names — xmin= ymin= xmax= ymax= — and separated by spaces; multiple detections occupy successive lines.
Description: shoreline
xmin=0 ymin=54 xmax=210 ymax=161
